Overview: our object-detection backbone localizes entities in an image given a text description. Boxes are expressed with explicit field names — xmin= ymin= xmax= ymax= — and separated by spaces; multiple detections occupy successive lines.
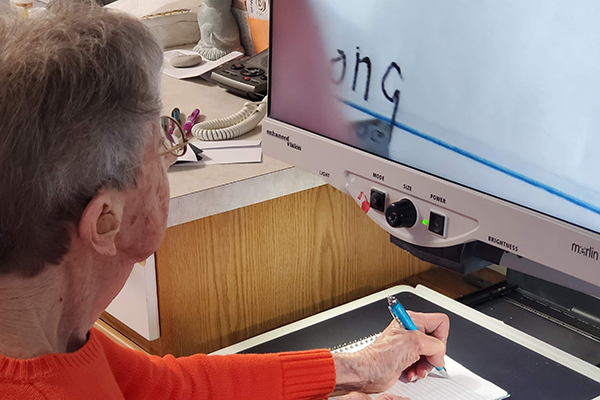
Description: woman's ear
xmin=79 ymin=191 xmax=125 ymax=257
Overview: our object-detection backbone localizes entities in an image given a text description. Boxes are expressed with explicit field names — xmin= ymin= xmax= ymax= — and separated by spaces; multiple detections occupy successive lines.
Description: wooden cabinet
xmin=103 ymin=184 xmax=434 ymax=357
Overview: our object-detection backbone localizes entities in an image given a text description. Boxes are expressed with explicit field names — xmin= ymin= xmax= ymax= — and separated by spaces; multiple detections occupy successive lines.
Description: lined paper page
xmin=385 ymin=375 xmax=490 ymax=400
xmin=367 ymin=357 xmax=509 ymax=400
xmin=329 ymin=338 xmax=509 ymax=400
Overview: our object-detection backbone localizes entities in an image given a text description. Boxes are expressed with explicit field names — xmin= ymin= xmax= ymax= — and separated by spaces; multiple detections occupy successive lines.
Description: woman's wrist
xmin=331 ymin=352 xmax=374 ymax=396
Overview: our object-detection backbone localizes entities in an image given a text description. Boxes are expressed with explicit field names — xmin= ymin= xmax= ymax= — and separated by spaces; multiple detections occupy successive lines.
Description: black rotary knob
xmin=385 ymin=199 xmax=417 ymax=228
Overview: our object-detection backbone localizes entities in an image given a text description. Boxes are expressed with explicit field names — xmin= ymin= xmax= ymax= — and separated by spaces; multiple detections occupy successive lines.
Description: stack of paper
xmin=162 ymin=49 xmax=243 ymax=79
xmin=105 ymin=0 xmax=204 ymax=18
xmin=176 ymin=139 xmax=261 ymax=165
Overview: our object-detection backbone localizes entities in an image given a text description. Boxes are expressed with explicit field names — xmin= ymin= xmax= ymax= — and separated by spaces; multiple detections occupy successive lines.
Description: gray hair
xmin=0 ymin=1 xmax=164 ymax=276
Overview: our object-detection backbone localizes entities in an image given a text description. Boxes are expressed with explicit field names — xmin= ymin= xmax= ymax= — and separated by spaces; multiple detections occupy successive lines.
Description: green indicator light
xmin=422 ymin=219 xmax=428 ymax=226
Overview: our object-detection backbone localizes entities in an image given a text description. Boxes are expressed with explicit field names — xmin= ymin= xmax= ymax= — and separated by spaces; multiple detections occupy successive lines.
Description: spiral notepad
xmin=330 ymin=333 xmax=380 ymax=354
xmin=329 ymin=335 xmax=510 ymax=400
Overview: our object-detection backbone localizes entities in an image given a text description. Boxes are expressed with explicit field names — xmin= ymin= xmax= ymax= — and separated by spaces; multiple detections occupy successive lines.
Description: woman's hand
xmin=402 ymin=311 xmax=450 ymax=382
xmin=331 ymin=312 xmax=449 ymax=396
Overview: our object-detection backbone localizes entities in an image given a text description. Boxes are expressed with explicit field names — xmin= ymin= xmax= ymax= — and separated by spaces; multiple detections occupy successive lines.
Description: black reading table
xmin=213 ymin=286 xmax=600 ymax=400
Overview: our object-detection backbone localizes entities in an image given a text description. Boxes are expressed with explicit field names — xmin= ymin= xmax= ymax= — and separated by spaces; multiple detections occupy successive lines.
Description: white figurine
xmin=193 ymin=0 xmax=244 ymax=60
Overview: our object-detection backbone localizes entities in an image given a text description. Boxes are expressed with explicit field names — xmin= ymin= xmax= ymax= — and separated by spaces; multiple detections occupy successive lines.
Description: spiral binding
xmin=330 ymin=333 xmax=380 ymax=353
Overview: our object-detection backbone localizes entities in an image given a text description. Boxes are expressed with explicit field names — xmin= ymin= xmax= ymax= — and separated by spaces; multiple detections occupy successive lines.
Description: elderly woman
xmin=0 ymin=2 xmax=449 ymax=400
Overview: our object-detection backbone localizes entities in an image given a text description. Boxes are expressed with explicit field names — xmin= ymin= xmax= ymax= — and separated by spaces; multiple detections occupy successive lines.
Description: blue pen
xmin=387 ymin=295 xmax=449 ymax=378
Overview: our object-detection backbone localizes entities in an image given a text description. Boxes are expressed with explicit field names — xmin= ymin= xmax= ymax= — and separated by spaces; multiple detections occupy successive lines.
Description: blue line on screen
xmin=341 ymin=99 xmax=600 ymax=216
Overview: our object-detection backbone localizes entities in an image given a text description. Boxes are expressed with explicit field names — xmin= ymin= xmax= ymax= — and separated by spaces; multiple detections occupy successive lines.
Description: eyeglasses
xmin=129 ymin=115 xmax=193 ymax=171
xmin=158 ymin=115 xmax=192 ymax=157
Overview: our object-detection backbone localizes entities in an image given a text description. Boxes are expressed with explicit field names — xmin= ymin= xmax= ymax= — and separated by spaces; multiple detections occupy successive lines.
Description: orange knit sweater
xmin=0 ymin=328 xmax=336 ymax=400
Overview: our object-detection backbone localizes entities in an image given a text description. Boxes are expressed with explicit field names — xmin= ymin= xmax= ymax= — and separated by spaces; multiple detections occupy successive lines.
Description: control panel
xmin=372 ymin=186 xmax=452 ymax=239
xmin=345 ymin=172 xmax=479 ymax=247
